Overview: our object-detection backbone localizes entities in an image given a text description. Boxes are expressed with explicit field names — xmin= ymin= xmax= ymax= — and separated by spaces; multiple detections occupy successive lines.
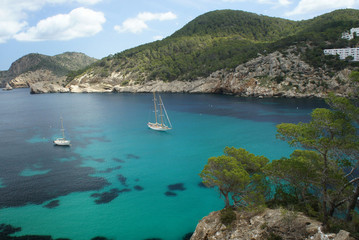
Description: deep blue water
xmin=0 ymin=89 xmax=327 ymax=240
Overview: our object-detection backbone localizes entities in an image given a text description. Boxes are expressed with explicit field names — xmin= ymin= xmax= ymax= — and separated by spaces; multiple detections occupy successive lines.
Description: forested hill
xmin=67 ymin=9 xmax=359 ymax=86
xmin=170 ymin=10 xmax=301 ymax=41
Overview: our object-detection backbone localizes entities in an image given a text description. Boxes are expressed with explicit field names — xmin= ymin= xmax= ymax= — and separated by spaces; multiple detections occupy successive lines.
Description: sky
xmin=0 ymin=0 xmax=358 ymax=70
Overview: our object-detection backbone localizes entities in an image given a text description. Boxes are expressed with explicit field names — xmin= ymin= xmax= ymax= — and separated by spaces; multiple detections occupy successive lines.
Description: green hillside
xmin=68 ymin=9 xmax=359 ymax=84
xmin=171 ymin=10 xmax=301 ymax=41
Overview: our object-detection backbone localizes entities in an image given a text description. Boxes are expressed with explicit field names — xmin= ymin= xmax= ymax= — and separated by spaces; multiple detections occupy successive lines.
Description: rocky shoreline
xmin=28 ymin=50 xmax=357 ymax=98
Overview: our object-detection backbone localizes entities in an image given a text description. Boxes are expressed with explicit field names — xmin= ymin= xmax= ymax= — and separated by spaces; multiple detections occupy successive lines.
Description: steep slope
xmin=1 ymin=52 xmax=97 ymax=88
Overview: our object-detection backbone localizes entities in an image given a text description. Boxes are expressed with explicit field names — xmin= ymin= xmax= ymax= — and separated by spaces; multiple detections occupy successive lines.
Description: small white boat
xmin=148 ymin=92 xmax=172 ymax=131
xmin=54 ymin=117 xmax=71 ymax=146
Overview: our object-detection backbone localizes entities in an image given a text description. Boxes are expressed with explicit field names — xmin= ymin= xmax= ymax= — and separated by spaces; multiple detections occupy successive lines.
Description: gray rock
xmin=334 ymin=230 xmax=351 ymax=240
xmin=190 ymin=208 xmax=354 ymax=240
xmin=30 ymin=82 xmax=69 ymax=94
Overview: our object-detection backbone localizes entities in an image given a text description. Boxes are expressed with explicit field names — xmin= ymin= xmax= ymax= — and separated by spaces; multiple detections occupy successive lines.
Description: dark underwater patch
xmin=0 ymin=224 xmax=21 ymax=237
xmin=91 ymin=188 xmax=120 ymax=204
xmin=117 ymin=174 xmax=128 ymax=186
xmin=91 ymin=188 xmax=131 ymax=204
xmin=164 ymin=183 xmax=186 ymax=196
xmin=165 ymin=191 xmax=177 ymax=197
xmin=168 ymin=183 xmax=186 ymax=191
xmin=0 ymin=223 xmax=70 ymax=240
xmin=113 ymin=157 xmax=125 ymax=163
xmin=98 ymin=168 xmax=113 ymax=174
xmin=98 ymin=166 xmax=122 ymax=173
xmin=134 ymin=185 xmax=144 ymax=191
xmin=0 ymin=130 xmax=111 ymax=209
xmin=93 ymin=158 xmax=105 ymax=163
xmin=0 ymin=162 xmax=109 ymax=208
xmin=126 ymin=154 xmax=140 ymax=159
xmin=91 ymin=237 xmax=110 ymax=240
xmin=43 ymin=200 xmax=60 ymax=209
xmin=119 ymin=188 xmax=131 ymax=194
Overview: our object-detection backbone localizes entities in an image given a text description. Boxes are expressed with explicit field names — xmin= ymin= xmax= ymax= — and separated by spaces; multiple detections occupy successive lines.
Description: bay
xmin=0 ymin=89 xmax=327 ymax=240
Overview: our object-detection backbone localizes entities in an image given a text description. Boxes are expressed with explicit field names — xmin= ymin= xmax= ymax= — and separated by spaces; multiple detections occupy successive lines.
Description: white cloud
xmin=278 ymin=0 xmax=291 ymax=6
xmin=0 ymin=0 xmax=103 ymax=43
xmin=285 ymin=0 xmax=358 ymax=16
xmin=114 ymin=12 xmax=177 ymax=34
xmin=14 ymin=7 xmax=106 ymax=41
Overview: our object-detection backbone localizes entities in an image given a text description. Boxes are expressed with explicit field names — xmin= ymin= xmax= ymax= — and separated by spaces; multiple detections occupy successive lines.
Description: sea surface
xmin=0 ymin=89 xmax=327 ymax=240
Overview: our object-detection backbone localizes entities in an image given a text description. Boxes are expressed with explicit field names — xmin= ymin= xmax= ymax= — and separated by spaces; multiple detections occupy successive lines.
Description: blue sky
xmin=0 ymin=0 xmax=358 ymax=70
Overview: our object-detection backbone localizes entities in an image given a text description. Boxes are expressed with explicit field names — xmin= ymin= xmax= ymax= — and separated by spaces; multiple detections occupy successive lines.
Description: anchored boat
xmin=148 ymin=93 xmax=172 ymax=131
xmin=54 ymin=117 xmax=71 ymax=146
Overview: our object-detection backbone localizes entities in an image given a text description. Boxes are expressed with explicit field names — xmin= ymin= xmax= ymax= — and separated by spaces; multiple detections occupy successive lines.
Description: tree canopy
xmin=200 ymin=97 xmax=359 ymax=234
xmin=200 ymin=147 xmax=269 ymax=209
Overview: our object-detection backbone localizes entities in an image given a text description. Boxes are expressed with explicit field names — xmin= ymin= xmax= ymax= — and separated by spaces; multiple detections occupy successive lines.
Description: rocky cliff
xmin=190 ymin=208 xmax=354 ymax=240
xmin=1 ymin=52 xmax=97 ymax=88
xmin=30 ymin=49 xmax=357 ymax=98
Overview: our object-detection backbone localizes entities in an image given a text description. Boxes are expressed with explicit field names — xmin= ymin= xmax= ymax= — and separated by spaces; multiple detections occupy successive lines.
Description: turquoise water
xmin=0 ymin=89 xmax=326 ymax=240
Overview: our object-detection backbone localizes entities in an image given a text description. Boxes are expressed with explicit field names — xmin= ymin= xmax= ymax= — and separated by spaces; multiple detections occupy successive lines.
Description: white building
xmin=341 ymin=27 xmax=359 ymax=40
xmin=324 ymin=47 xmax=359 ymax=61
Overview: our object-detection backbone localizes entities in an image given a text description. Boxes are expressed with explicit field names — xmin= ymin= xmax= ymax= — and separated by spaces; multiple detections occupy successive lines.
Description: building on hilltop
xmin=324 ymin=47 xmax=359 ymax=61
xmin=324 ymin=27 xmax=359 ymax=61
xmin=341 ymin=27 xmax=359 ymax=40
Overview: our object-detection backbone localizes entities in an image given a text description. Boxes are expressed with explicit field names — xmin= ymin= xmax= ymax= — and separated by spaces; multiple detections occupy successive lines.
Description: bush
xmin=267 ymin=232 xmax=283 ymax=240
xmin=220 ymin=207 xmax=236 ymax=226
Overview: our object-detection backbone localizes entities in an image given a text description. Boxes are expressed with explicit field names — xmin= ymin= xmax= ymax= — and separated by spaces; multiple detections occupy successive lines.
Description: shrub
xmin=220 ymin=207 xmax=236 ymax=226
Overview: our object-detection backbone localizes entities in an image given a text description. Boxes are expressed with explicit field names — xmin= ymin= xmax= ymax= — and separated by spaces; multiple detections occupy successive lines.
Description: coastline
xmin=27 ymin=77 xmax=353 ymax=99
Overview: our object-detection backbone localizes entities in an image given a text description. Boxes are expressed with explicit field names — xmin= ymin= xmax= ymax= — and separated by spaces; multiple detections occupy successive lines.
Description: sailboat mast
xmin=153 ymin=92 xmax=158 ymax=124
xmin=159 ymin=96 xmax=164 ymax=127
xmin=160 ymin=95 xmax=172 ymax=128
xmin=60 ymin=117 xmax=65 ymax=138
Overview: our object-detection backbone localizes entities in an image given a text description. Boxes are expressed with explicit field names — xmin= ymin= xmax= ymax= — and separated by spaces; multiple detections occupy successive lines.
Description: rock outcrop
xmin=190 ymin=208 xmax=354 ymax=240
xmin=10 ymin=69 xmax=64 ymax=88
xmin=31 ymin=49 xmax=357 ymax=98
xmin=0 ymin=52 xmax=97 ymax=88
xmin=30 ymin=81 xmax=69 ymax=94
xmin=2 ymin=83 xmax=12 ymax=91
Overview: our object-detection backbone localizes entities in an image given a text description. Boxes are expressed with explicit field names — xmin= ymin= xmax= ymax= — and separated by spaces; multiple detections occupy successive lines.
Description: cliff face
xmin=190 ymin=208 xmax=353 ymax=240
xmin=10 ymin=69 xmax=65 ymax=88
xmin=31 ymin=49 xmax=356 ymax=98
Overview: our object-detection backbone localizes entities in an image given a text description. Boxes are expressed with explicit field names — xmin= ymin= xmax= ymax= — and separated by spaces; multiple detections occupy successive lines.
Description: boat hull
xmin=54 ymin=138 xmax=71 ymax=146
xmin=147 ymin=122 xmax=171 ymax=131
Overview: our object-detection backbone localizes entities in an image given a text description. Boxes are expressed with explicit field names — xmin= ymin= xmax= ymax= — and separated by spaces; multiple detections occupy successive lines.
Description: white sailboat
xmin=54 ymin=117 xmax=71 ymax=146
xmin=148 ymin=92 xmax=172 ymax=131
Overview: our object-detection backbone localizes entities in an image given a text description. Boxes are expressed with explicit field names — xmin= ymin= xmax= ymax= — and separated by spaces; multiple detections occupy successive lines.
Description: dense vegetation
xmin=200 ymin=73 xmax=359 ymax=237
xmin=68 ymin=9 xmax=359 ymax=84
